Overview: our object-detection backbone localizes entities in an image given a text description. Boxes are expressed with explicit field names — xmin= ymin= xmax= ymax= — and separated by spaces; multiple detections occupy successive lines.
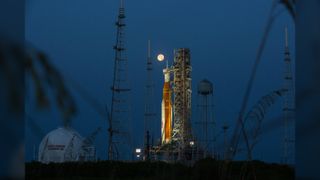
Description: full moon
xmin=157 ymin=54 xmax=165 ymax=61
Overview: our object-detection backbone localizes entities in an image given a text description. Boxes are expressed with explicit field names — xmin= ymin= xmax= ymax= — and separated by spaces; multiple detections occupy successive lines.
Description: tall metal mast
xmin=108 ymin=0 xmax=131 ymax=161
xmin=282 ymin=26 xmax=295 ymax=164
xmin=144 ymin=40 xmax=156 ymax=160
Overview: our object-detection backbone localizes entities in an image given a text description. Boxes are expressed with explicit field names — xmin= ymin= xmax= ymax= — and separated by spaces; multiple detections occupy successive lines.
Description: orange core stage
xmin=161 ymin=68 xmax=172 ymax=144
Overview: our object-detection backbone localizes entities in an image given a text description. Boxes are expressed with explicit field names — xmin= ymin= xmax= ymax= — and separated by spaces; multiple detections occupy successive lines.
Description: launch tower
xmin=172 ymin=48 xmax=192 ymax=160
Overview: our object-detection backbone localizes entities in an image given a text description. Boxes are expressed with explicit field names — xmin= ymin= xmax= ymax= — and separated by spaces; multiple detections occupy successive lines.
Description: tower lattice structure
xmin=143 ymin=40 xmax=156 ymax=160
xmin=172 ymin=48 xmax=192 ymax=160
xmin=108 ymin=0 xmax=132 ymax=161
xmin=282 ymin=26 xmax=295 ymax=164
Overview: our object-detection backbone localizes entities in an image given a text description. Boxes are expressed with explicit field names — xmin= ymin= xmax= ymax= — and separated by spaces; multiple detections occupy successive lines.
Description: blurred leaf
xmin=25 ymin=49 xmax=77 ymax=126
xmin=0 ymin=45 xmax=24 ymax=113
xmin=26 ymin=54 xmax=50 ymax=108
xmin=280 ymin=0 xmax=295 ymax=19
xmin=244 ymin=89 xmax=286 ymax=151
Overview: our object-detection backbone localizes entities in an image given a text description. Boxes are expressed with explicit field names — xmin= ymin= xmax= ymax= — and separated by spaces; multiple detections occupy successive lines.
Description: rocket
xmin=161 ymin=67 xmax=172 ymax=144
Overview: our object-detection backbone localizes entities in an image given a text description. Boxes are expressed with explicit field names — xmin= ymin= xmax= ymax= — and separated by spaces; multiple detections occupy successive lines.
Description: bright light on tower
xmin=157 ymin=54 xmax=165 ymax=61
xmin=135 ymin=148 xmax=141 ymax=153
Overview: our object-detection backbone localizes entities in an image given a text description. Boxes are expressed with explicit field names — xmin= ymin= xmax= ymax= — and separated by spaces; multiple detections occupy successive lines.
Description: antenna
xmin=285 ymin=26 xmax=289 ymax=48
xmin=222 ymin=123 xmax=229 ymax=160
xmin=166 ymin=58 xmax=169 ymax=69
xmin=282 ymin=25 xmax=295 ymax=164
xmin=148 ymin=40 xmax=151 ymax=58
xmin=120 ymin=0 xmax=124 ymax=9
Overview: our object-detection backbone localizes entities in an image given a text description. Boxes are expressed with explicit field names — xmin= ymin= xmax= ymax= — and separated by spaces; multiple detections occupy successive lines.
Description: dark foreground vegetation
xmin=26 ymin=158 xmax=294 ymax=180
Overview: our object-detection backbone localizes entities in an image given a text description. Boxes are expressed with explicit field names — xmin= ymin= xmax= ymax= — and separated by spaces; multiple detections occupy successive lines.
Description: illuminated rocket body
xmin=161 ymin=68 xmax=172 ymax=144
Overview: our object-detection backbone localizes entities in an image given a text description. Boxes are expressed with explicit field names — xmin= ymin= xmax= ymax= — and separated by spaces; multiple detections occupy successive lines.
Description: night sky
xmin=25 ymin=0 xmax=295 ymax=163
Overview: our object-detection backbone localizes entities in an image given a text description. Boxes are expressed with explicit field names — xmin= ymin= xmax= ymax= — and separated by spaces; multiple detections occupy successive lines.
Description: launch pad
xmin=143 ymin=48 xmax=199 ymax=163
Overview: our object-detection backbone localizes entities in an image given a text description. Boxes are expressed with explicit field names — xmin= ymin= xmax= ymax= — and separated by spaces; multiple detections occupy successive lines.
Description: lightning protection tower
xmin=108 ymin=0 xmax=132 ymax=161
xmin=172 ymin=48 xmax=192 ymax=161
xmin=144 ymin=40 xmax=156 ymax=160
xmin=282 ymin=26 xmax=295 ymax=164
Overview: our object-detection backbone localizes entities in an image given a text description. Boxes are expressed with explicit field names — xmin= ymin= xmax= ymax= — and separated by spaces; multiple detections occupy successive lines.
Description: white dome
xmin=38 ymin=127 xmax=84 ymax=163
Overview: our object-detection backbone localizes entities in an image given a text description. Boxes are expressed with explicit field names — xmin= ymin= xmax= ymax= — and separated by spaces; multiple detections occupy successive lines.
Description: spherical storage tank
xmin=38 ymin=127 xmax=84 ymax=163
xmin=198 ymin=79 xmax=213 ymax=95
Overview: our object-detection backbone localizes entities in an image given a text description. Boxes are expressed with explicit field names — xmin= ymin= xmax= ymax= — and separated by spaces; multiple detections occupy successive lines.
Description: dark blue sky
xmin=25 ymin=0 xmax=294 ymax=162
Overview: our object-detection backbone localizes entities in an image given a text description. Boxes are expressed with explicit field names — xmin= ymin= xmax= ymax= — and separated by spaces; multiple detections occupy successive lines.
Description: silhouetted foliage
xmin=26 ymin=50 xmax=77 ymax=126
xmin=244 ymin=89 xmax=287 ymax=153
xmin=26 ymin=159 xmax=294 ymax=180
xmin=280 ymin=0 xmax=295 ymax=19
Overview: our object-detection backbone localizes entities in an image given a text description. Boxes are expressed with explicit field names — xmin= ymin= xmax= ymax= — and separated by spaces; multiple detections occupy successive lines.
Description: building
xmin=38 ymin=127 xmax=96 ymax=163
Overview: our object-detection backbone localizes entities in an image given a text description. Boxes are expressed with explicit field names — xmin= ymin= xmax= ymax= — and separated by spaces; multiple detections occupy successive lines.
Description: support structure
xmin=172 ymin=48 xmax=192 ymax=160
xmin=282 ymin=26 xmax=295 ymax=164
xmin=144 ymin=40 xmax=157 ymax=159
xmin=222 ymin=124 xmax=229 ymax=160
xmin=196 ymin=79 xmax=215 ymax=158
xmin=108 ymin=0 xmax=131 ymax=161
